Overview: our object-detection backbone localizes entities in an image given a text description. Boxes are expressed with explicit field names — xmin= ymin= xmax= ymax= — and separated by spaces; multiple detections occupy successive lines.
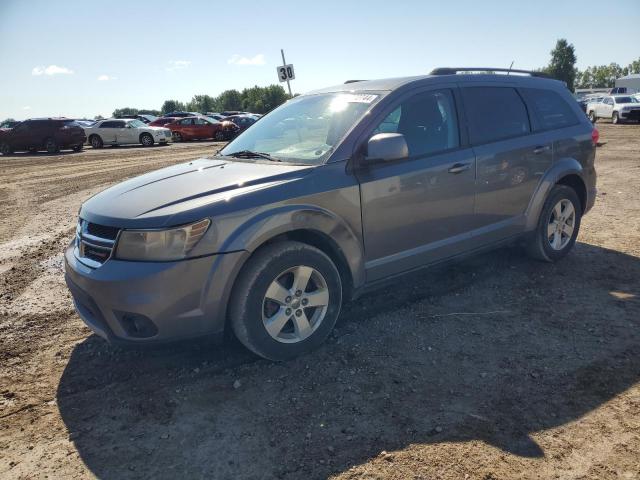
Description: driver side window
xmin=371 ymin=89 xmax=459 ymax=157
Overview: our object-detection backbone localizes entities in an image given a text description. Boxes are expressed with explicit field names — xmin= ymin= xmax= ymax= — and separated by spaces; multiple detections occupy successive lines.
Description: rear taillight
xmin=591 ymin=127 xmax=599 ymax=146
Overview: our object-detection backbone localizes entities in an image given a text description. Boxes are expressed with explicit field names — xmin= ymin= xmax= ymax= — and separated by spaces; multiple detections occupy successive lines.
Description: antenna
xmin=507 ymin=61 xmax=514 ymax=75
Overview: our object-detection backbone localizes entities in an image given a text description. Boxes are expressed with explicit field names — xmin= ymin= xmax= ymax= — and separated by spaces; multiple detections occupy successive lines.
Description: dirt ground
xmin=1 ymin=126 xmax=639 ymax=480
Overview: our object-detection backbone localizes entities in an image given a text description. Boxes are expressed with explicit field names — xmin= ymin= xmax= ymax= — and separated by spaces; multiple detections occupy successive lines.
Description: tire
xmin=526 ymin=185 xmax=582 ymax=262
xmin=44 ymin=137 xmax=59 ymax=154
xmin=229 ymin=241 xmax=343 ymax=361
xmin=90 ymin=135 xmax=103 ymax=149
xmin=140 ymin=133 xmax=154 ymax=147
xmin=0 ymin=143 xmax=13 ymax=155
xmin=214 ymin=130 xmax=225 ymax=141
xmin=173 ymin=132 xmax=182 ymax=142
xmin=72 ymin=145 xmax=83 ymax=152
xmin=588 ymin=110 xmax=597 ymax=123
xmin=612 ymin=112 xmax=620 ymax=125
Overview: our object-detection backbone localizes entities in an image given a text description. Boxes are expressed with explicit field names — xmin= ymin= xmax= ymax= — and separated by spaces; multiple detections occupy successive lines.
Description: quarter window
xmin=372 ymin=89 xmax=459 ymax=157
xmin=521 ymin=88 xmax=579 ymax=131
xmin=462 ymin=87 xmax=530 ymax=145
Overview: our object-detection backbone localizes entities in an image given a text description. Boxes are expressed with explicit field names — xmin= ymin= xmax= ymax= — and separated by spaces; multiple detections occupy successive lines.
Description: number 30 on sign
xmin=277 ymin=64 xmax=295 ymax=82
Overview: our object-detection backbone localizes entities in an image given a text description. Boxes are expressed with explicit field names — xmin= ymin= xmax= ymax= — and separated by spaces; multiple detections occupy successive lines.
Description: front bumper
xmin=64 ymin=243 xmax=247 ymax=344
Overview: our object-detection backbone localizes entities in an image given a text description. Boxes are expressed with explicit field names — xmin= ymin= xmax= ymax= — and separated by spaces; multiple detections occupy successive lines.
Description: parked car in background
xmin=163 ymin=111 xmax=200 ymax=118
xmin=116 ymin=114 xmax=158 ymax=124
xmin=0 ymin=119 xmax=19 ymax=129
xmin=65 ymin=68 xmax=597 ymax=360
xmin=587 ymin=95 xmax=640 ymax=124
xmin=167 ymin=116 xmax=238 ymax=141
xmin=83 ymin=118 xmax=172 ymax=148
xmin=222 ymin=114 xmax=259 ymax=135
xmin=74 ymin=119 xmax=95 ymax=127
xmin=609 ymin=87 xmax=636 ymax=95
xmin=149 ymin=117 xmax=180 ymax=127
xmin=0 ymin=118 xmax=86 ymax=155
xmin=205 ymin=113 xmax=227 ymax=121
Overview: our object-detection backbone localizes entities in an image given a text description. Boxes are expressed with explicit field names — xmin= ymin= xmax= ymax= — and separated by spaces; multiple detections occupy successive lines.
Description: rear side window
xmin=462 ymin=87 xmax=530 ymax=145
xmin=521 ymin=88 xmax=579 ymax=131
xmin=101 ymin=121 xmax=118 ymax=128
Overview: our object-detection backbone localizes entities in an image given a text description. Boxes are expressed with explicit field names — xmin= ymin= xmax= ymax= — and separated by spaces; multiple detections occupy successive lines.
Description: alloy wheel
xmin=261 ymin=265 xmax=329 ymax=343
xmin=547 ymin=199 xmax=575 ymax=251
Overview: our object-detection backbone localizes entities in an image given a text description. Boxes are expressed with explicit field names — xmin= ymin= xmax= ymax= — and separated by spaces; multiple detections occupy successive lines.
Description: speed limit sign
xmin=277 ymin=64 xmax=295 ymax=82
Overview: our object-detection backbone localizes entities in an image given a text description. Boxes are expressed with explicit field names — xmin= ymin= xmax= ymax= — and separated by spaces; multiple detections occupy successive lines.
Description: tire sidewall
xmin=141 ymin=133 xmax=153 ymax=146
xmin=535 ymin=186 xmax=582 ymax=262
xmin=232 ymin=243 xmax=342 ymax=360
xmin=90 ymin=135 xmax=103 ymax=148
xmin=45 ymin=138 xmax=58 ymax=153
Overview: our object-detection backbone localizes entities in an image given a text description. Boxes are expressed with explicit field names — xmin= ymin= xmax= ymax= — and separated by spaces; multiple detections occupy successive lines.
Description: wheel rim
xmin=142 ymin=135 xmax=152 ymax=145
xmin=613 ymin=113 xmax=618 ymax=124
xmin=46 ymin=140 xmax=55 ymax=151
xmin=262 ymin=265 xmax=329 ymax=344
xmin=547 ymin=199 xmax=575 ymax=251
xmin=91 ymin=137 xmax=100 ymax=147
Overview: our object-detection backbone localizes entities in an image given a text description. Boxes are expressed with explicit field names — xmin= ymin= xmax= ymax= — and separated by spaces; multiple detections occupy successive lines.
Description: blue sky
xmin=1 ymin=0 xmax=638 ymax=119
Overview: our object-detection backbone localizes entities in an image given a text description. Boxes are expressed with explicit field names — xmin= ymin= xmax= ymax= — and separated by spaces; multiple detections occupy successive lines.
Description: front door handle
xmin=533 ymin=145 xmax=551 ymax=154
xmin=448 ymin=162 xmax=471 ymax=174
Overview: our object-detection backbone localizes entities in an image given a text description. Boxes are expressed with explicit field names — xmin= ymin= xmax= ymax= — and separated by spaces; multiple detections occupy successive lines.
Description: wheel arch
xmin=524 ymin=157 xmax=586 ymax=231
xmin=139 ymin=131 xmax=153 ymax=143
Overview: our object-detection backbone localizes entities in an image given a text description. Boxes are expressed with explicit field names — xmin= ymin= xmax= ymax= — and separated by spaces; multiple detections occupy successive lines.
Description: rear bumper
xmin=64 ymin=243 xmax=247 ymax=344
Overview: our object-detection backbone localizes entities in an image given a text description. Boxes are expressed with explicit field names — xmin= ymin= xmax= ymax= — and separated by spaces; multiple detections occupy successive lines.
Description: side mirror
xmin=365 ymin=133 xmax=408 ymax=162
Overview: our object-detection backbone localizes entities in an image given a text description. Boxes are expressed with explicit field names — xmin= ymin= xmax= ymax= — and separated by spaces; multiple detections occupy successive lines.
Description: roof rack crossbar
xmin=430 ymin=67 xmax=550 ymax=78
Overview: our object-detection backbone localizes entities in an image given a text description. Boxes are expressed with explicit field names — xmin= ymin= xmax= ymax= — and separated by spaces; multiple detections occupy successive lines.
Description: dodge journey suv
xmin=65 ymin=68 xmax=597 ymax=360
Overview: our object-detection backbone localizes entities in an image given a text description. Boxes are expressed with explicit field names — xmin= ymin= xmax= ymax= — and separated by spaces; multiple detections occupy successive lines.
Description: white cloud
xmin=32 ymin=65 xmax=74 ymax=76
xmin=227 ymin=54 xmax=266 ymax=66
xmin=97 ymin=74 xmax=117 ymax=81
xmin=166 ymin=60 xmax=191 ymax=71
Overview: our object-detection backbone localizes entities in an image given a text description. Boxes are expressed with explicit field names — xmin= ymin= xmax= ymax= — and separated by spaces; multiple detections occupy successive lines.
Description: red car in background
xmin=148 ymin=117 xmax=179 ymax=127
xmin=167 ymin=116 xmax=238 ymax=141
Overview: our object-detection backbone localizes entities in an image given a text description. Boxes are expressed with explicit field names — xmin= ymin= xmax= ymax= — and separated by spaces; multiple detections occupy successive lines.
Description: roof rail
xmin=344 ymin=79 xmax=366 ymax=84
xmin=430 ymin=67 xmax=550 ymax=78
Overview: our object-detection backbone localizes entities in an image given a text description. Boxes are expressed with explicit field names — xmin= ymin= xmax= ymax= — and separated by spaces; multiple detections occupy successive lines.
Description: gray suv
xmin=65 ymin=68 xmax=598 ymax=360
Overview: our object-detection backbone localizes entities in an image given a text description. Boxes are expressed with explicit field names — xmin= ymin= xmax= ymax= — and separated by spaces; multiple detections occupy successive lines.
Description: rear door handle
xmin=533 ymin=145 xmax=551 ymax=154
xmin=448 ymin=162 xmax=471 ymax=174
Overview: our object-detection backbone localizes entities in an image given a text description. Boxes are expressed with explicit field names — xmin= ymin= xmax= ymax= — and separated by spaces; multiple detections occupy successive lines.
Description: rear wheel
xmin=612 ymin=112 xmax=620 ymax=124
xmin=140 ymin=133 xmax=154 ymax=147
xmin=0 ymin=143 xmax=13 ymax=155
xmin=588 ymin=110 xmax=597 ymax=123
xmin=90 ymin=135 xmax=103 ymax=149
xmin=214 ymin=130 xmax=226 ymax=141
xmin=44 ymin=137 xmax=59 ymax=154
xmin=526 ymin=185 xmax=581 ymax=262
xmin=230 ymin=241 xmax=342 ymax=360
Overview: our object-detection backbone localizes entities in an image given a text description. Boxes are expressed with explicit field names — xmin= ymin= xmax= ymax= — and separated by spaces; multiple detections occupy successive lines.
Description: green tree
xmin=544 ymin=39 xmax=577 ymax=91
xmin=94 ymin=115 xmax=104 ymax=121
xmin=576 ymin=63 xmax=627 ymax=88
xmin=161 ymin=100 xmax=186 ymax=114
xmin=627 ymin=58 xmax=640 ymax=75
xmin=241 ymin=85 xmax=289 ymax=114
xmin=186 ymin=94 xmax=217 ymax=113
xmin=214 ymin=89 xmax=243 ymax=112
xmin=112 ymin=107 xmax=139 ymax=117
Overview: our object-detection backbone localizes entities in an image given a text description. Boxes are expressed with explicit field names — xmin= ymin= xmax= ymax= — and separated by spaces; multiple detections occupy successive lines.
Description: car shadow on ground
xmin=57 ymin=242 xmax=640 ymax=479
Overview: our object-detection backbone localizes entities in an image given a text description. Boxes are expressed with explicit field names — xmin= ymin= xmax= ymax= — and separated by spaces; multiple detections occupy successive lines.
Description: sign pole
xmin=281 ymin=49 xmax=293 ymax=97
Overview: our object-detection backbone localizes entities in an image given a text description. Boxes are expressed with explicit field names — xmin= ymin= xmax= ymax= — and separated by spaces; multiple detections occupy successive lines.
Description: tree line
xmin=112 ymin=84 xmax=290 ymax=119
xmin=540 ymin=39 xmax=639 ymax=91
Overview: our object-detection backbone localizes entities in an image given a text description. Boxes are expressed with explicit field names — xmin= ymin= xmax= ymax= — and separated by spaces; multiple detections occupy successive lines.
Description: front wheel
xmin=526 ymin=185 xmax=582 ymax=262
xmin=588 ymin=111 xmax=597 ymax=123
xmin=214 ymin=130 xmax=226 ymax=141
xmin=44 ymin=137 xmax=59 ymax=154
xmin=90 ymin=135 xmax=103 ymax=149
xmin=172 ymin=132 xmax=182 ymax=142
xmin=612 ymin=112 xmax=620 ymax=124
xmin=230 ymin=241 xmax=343 ymax=361
xmin=140 ymin=133 xmax=154 ymax=147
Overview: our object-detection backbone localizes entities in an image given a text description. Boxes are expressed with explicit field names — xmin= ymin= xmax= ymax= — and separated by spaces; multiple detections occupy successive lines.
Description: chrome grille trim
xmin=74 ymin=219 xmax=120 ymax=268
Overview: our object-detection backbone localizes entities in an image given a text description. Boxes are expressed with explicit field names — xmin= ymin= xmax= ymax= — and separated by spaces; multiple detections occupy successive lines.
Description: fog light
xmin=119 ymin=313 xmax=158 ymax=338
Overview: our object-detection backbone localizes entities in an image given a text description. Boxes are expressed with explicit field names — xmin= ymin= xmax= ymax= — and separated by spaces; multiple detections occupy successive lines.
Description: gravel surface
xmin=0 ymin=127 xmax=639 ymax=479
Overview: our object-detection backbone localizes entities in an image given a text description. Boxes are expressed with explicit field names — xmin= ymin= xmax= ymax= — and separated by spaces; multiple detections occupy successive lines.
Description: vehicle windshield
xmin=615 ymin=96 xmax=637 ymax=104
xmin=128 ymin=119 xmax=146 ymax=128
xmin=220 ymin=92 xmax=381 ymax=164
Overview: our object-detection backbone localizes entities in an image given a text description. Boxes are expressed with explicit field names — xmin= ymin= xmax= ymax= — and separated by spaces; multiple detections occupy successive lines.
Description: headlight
xmin=115 ymin=219 xmax=210 ymax=261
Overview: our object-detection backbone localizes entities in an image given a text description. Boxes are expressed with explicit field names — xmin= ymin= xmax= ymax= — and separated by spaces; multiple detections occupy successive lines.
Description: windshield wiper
xmin=225 ymin=150 xmax=281 ymax=162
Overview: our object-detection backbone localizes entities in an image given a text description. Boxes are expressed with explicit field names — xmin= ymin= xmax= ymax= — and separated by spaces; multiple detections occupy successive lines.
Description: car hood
xmin=80 ymin=158 xmax=314 ymax=228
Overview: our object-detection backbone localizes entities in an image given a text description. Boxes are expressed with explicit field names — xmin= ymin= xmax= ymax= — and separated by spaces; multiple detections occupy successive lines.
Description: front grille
xmin=86 ymin=222 xmax=119 ymax=240
xmin=75 ymin=220 xmax=119 ymax=268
